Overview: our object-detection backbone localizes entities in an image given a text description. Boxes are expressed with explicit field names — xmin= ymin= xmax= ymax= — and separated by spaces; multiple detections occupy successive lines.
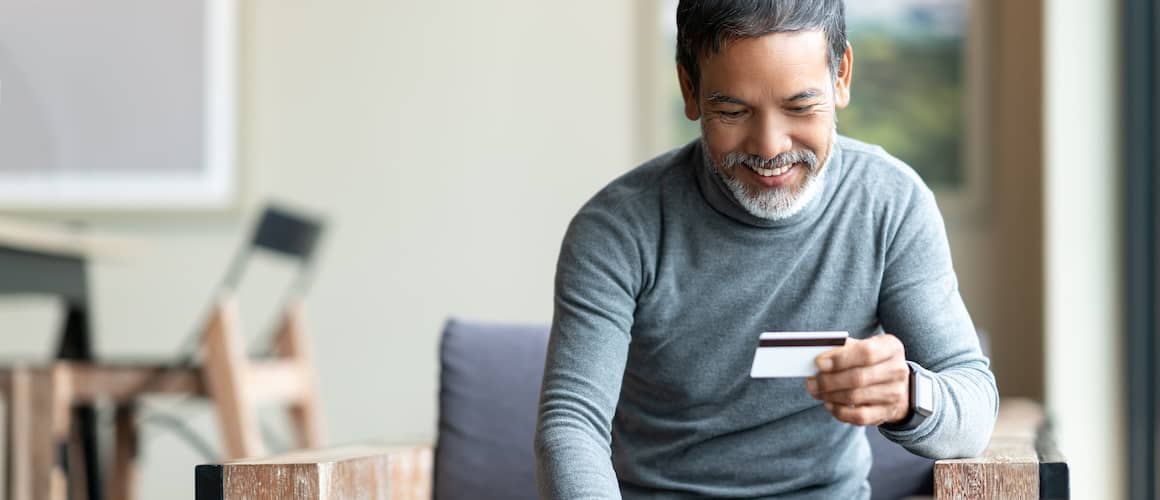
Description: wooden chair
xmin=195 ymin=445 xmax=433 ymax=500
xmin=3 ymin=293 xmax=324 ymax=500
xmin=2 ymin=205 xmax=329 ymax=500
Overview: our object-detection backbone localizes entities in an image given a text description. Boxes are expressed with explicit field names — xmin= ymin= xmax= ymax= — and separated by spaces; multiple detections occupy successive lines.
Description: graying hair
xmin=676 ymin=0 xmax=847 ymax=94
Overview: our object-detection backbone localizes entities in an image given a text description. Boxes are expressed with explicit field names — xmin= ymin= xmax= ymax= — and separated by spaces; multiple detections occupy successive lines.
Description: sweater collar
xmin=692 ymin=138 xmax=844 ymax=229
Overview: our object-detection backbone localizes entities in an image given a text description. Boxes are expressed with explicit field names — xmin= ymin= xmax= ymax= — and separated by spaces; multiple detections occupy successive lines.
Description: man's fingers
xmin=808 ymin=359 xmax=908 ymax=394
xmin=811 ymin=382 xmax=906 ymax=407
xmin=822 ymin=401 xmax=896 ymax=427
xmin=807 ymin=334 xmax=911 ymax=427
xmin=816 ymin=334 xmax=904 ymax=372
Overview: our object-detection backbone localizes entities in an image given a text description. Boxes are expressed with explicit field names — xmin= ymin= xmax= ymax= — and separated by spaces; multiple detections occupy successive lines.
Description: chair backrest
xmin=190 ymin=203 xmax=326 ymax=359
xmin=434 ymin=319 xmax=549 ymax=500
xmin=220 ymin=204 xmax=325 ymax=294
xmin=433 ymin=322 xmax=993 ymax=499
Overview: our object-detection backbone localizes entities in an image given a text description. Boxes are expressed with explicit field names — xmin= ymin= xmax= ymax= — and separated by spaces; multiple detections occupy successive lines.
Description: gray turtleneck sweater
xmin=534 ymin=136 xmax=998 ymax=499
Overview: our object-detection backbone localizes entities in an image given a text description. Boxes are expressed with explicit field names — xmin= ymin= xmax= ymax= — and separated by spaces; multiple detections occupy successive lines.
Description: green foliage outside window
xmin=840 ymin=24 xmax=965 ymax=188
xmin=662 ymin=1 xmax=968 ymax=190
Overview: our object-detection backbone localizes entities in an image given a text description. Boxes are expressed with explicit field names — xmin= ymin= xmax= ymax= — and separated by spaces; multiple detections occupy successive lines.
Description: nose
xmin=746 ymin=112 xmax=793 ymax=160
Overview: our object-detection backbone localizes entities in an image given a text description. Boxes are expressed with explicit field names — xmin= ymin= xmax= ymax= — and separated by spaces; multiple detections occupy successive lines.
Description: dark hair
xmin=676 ymin=0 xmax=847 ymax=94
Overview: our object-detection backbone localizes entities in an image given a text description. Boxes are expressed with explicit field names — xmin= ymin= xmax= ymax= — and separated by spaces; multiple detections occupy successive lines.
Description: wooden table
xmin=934 ymin=398 xmax=1070 ymax=499
xmin=0 ymin=218 xmax=141 ymax=500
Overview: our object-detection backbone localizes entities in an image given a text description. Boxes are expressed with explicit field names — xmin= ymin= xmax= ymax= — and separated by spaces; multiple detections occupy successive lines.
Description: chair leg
xmin=29 ymin=366 xmax=72 ymax=500
xmin=6 ymin=367 xmax=31 ymax=500
xmin=202 ymin=295 xmax=265 ymax=459
xmin=273 ymin=300 xmax=324 ymax=449
xmin=105 ymin=405 xmax=137 ymax=500
xmin=65 ymin=421 xmax=90 ymax=500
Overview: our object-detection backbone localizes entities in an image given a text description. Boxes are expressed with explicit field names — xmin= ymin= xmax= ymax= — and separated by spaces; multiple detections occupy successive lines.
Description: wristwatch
xmin=882 ymin=361 xmax=935 ymax=431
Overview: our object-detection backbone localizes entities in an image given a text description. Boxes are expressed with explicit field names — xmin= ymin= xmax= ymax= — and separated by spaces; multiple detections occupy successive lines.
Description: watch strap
xmin=880 ymin=361 xmax=933 ymax=431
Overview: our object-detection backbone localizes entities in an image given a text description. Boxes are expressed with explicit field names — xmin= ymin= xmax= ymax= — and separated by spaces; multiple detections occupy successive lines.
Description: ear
xmin=833 ymin=42 xmax=853 ymax=110
xmin=677 ymin=63 xmax=701 ymax=121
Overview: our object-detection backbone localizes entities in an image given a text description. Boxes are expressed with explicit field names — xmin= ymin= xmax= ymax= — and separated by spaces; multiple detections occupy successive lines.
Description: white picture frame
xmin=0 ymin=0 xmax=237 ymax=211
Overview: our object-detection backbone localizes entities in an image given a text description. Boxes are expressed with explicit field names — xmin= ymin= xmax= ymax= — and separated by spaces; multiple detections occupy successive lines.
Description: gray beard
xmin=701 ymin=138 xmax=827 ymax=221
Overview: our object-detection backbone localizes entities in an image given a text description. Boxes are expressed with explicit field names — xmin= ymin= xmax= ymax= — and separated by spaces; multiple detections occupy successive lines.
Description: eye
xmin=719 ymin=110 xmax=745 ymax=118
xmin=789 ymin=105 xmax=816 ymax=113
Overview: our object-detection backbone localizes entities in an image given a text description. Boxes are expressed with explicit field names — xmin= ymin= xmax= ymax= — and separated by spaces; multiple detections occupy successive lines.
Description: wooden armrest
xmin=934 ymin=398 xmax=1069 ymax=499
xmin=196 ymin=443 xmax=434 ymax=500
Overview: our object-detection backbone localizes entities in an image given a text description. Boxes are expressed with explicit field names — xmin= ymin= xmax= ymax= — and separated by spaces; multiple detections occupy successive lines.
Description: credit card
xmin=749 ymin=331 xmax=849 ymax=378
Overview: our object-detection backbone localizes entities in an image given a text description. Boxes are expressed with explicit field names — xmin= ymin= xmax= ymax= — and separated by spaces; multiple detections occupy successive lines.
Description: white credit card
xmin=749 ymin=331 xmax=849 ymax=379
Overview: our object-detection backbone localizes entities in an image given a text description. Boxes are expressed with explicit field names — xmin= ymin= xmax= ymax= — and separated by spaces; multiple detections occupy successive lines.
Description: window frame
xmin=1123 ymin=0 xmax=1158 ymax=498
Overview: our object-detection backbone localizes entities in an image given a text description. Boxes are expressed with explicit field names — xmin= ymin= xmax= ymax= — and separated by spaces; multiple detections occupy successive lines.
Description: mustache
xmin=721 ymin=149 xmax=819 ymax=172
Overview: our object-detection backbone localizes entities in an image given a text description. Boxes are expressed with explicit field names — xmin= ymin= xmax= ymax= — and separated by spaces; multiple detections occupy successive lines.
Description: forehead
xmin=698 ymin=30 xmax=830 ymax=95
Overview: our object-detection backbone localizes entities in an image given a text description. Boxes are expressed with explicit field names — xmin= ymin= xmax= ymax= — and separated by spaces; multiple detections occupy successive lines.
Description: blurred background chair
xmin=2 ymin=204 xmax=329 ymax=500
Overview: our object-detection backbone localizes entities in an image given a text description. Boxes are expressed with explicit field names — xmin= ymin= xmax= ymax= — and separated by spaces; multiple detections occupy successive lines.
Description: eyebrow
xmin=706 ymin=92 xmax=748 ymax=106
xmin=705 ymin=88 xmax=824 ymax=106
xmin=784 ymin=89 xmax=823 ymax=103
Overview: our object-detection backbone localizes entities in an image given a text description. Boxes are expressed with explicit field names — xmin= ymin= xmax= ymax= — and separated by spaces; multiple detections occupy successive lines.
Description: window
xmin=842 ymin=0 xmax=968 ymax=189
xmin=643 ymin=0 xmax=986 ymax=214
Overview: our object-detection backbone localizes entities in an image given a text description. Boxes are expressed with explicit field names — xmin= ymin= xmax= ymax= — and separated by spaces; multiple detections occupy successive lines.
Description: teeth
xmin=752 ymin=164 xmax=793 ymax=177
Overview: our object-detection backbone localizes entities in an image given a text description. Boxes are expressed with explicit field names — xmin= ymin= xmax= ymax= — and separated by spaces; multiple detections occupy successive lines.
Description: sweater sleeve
xmin=534 ymin=204 xmax=639 ymax=499
xmin=875 ymin=183 xmax=1000 ymax=459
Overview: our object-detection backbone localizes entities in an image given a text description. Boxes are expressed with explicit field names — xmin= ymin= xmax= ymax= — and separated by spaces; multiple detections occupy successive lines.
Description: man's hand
xmin=805 ymin=334 xmax=910 ymax=426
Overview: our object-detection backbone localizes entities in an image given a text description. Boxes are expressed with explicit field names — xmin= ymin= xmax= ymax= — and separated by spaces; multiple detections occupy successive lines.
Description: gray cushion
xmin=866 ymin=428 xmax=934 ymax=499
xmin=434 ymin=319 xmax=549 ymax=500
xmin=434 ymin=321 xmax=990 ymax=499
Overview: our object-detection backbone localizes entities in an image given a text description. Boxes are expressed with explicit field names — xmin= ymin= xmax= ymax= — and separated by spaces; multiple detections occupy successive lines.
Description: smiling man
xmin=534 ymin=1 xmax=998 ymax=499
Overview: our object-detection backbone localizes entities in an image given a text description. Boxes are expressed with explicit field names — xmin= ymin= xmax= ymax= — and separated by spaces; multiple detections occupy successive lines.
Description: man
xmin=534 ymin=1 xmax=998 ymax=498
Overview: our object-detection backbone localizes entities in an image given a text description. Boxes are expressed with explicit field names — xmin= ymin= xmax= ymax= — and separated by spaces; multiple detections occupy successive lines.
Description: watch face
xmin=915 ymin=372 xmax=935 ymax=417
